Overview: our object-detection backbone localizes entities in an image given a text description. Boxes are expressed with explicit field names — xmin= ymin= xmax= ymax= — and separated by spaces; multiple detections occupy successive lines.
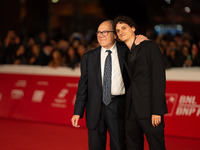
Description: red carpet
xmin=0 ymin=118 xmax=200 ymax=150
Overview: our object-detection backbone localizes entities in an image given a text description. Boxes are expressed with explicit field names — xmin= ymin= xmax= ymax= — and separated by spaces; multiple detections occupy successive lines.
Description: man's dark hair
xmin=113 ymin=15 xmax=136 ymax=32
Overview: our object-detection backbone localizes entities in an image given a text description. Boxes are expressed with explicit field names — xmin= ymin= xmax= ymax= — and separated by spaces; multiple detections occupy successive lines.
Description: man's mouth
xmin=120 ymin=34 xmax=125 ymax=38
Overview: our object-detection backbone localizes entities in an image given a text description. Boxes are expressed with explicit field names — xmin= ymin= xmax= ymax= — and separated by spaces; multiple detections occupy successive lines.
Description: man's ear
xmin=132 ymin=27 xmax=136 ymax=32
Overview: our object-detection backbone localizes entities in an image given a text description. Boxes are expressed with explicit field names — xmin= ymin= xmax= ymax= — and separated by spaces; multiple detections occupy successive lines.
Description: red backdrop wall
xmin=0 ymin=65 xmax=200 ymax=138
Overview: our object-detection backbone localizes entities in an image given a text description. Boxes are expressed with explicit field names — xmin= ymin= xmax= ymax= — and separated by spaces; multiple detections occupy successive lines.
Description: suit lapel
xmin=93 ymin=47 xmax=102 ymax=88
xmin=129 ymin=45 xmax=139 ymax=68
xmin=116 ymin=42 xmax=125 ymax=73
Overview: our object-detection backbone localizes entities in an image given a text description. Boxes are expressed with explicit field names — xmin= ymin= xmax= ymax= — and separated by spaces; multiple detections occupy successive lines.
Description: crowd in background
xmin=0 ymin=29 xmax=200 ymax=69
xmin=153 ymin=32 xmax=200 ymax=68
xmin=0 ymin=30 xmax=99 ymax=69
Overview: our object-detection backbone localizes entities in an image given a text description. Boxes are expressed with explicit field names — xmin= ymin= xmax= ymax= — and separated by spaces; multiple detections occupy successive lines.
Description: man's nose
xmin=118 ymin=30 xmax=123 ymax=34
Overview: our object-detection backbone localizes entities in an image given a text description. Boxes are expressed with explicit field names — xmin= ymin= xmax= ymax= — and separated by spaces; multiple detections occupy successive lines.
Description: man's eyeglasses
xmin=96 ymin=31 xmax=114 ymax=37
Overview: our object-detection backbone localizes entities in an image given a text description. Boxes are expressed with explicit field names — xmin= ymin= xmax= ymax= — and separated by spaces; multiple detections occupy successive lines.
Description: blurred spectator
xmin=183 ymin=38 xmax=192 ymax=50
xmin=56 ymin=38 xmax=69 ymax=55
xmin=167 ymin=48 xmax=178 ymax=67
xmin=181 ymin=45 xmax=192 ymax=67
xmin=38 ymin=43 xmax=53 ymax=66
xmin=2 ymin=30 xmax=21 ymax=64
xmin=36 ymin=31 xmax=49 ymax=47
xmin=24 ymin=37 xmax=36 ymax=60
xmin=191 ymin=44 xmax=200 ymax=66
xmin=65 ymin=46 xmax=79 ymax=69
xmin=174 ymin=34 xmax=183 ymax=50
xmin=48 ymin=49 xmax=65 ymax=68
xmin=12 ymin=45 xmax=27 ymax=65
xmin=166 ymin=40 xmax=184 ymax=67
xmin=27 ymin=44 xmax=41 ymax=65
xmin=158 ymin=42 xmax=171 ymax=69
xmin=77 ymin=44 xmax=87 ymax=62
xmin=72 ymin=39 xmax=80 ymax=50
xmin=25 ymin=37 xmax=36 ymax=50
xmin=4 ymin=30 xmax=20 ymax=47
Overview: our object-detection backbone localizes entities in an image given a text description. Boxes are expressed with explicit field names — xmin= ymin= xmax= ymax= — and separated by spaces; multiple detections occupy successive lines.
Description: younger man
xmin=113 ymin=15 xmax=168 ymax=150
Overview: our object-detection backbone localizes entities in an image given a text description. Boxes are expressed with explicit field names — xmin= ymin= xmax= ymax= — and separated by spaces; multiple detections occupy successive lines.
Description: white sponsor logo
xmin=15 ymin=80 xmax=27 ymax=87
xmin=51 ymin=98 xmax=67 ymax=108
xmin=32 ymin=90 xmax=45 ymax=103
xmin=51 ymin=103 xmax=67 ymax=108
xmin=51 ymin=89 xmax=69 ymax=108
xmin=54 ymin=98 xmax=67 ymax=103
xmin=37 ymin=81 xmax=49 ymax=86
xmin=11 ymin=89 xmax=24 ymax=99
xmin=166 ymin=94 xmax=200 ymax=117
xmin=66 ymin=83 xmax=78 ymax=87
xmin=58 ymin=89 xmax=68 ymax=98
xmin=175 ymin=95 xmax=200 ymax=117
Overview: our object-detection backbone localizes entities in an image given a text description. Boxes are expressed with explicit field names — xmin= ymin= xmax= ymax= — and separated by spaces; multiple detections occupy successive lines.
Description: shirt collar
xmin=102 ymin=42 xmax=116 ymax=53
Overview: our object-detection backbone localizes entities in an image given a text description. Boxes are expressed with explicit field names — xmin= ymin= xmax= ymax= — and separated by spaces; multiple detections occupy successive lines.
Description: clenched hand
xmin=71 ymin=115 xmax=80 ymax=128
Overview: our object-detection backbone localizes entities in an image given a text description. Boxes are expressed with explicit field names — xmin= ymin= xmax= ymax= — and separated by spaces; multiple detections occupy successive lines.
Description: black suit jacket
xmin=74 ymin=42 xmax=129 ymax=129
xmin=126 ymin=40 xmax=168 ymax=119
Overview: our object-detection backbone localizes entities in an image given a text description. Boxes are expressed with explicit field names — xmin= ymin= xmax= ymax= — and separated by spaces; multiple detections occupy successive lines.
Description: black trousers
xmin=88 ymin=95 xmax=126 ymax=150
xmin=126 ymin=117 xmax=166 ymax=150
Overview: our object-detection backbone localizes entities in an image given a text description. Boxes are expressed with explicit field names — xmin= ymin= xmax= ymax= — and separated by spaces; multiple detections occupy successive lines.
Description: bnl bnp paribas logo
xmin=166 ymin=93 xmax=200 ymax=117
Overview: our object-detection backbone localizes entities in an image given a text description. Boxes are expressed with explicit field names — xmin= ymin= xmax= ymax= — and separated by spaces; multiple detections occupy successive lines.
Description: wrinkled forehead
xmin=98 ymin=21 xmax=113 ymax=31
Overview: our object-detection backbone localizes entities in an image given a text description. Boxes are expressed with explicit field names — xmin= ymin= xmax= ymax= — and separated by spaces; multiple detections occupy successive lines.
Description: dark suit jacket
xmin=74 ymin=42 xmax=129 ymax=129
xmin=126 ymin=40 xmax=168 ymax=119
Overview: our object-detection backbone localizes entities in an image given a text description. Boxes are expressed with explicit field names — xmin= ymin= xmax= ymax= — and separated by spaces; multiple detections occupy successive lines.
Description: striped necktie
xmin=102 ymin=50 xmax=112 ymax=106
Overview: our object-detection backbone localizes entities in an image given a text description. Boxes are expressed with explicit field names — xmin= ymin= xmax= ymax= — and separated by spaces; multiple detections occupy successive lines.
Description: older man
xmin=71 ymin=20 xmax=145 ymax=150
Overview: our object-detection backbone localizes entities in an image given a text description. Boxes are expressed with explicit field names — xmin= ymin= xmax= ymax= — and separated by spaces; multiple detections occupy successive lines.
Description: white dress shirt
xmin=101 ymin=42 xmax=125 ymax=95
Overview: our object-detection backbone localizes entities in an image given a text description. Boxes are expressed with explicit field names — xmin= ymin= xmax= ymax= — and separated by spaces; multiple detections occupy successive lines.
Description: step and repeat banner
xmin=0 ymin=65 xmax=200 ymax=138
xmin=164 ymin=68 xmax=200 ymax=138
xmin=0 ymin=65 xmax=86 ymax=126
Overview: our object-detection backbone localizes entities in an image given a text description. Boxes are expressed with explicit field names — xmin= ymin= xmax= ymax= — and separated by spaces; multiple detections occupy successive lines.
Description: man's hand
xmin=135 ymin=35 xmax=148 ymax=45
xmin=152 ymin=115 xmax=161 ymax=127
xmin=71 ymin=115 xmax=80 ymax=128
